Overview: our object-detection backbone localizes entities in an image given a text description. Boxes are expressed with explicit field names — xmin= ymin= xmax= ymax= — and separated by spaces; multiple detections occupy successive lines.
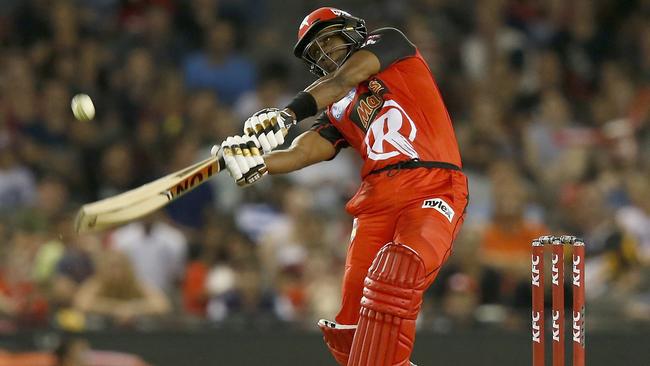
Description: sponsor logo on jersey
xmin=356 ymin=93 xmax=383 ymax=129
xmin=368 ymin=79 xmax=388 ymax=97
xmin=422 ymin=197 xmax=454 ymax=222
xmin=351 ymin=79 xmax=390 ymax=129
xmin=346 ymin=79 xmax=390 ymax=131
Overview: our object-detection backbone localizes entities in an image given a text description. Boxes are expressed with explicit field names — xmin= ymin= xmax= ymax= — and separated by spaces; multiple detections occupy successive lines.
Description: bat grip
xmin=213 ymin=146 xmax=226 ymax=171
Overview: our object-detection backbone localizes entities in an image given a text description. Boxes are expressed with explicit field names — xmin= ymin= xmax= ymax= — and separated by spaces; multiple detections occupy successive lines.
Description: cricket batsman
xmin=213 ymin=7 xmax=469 ymax=366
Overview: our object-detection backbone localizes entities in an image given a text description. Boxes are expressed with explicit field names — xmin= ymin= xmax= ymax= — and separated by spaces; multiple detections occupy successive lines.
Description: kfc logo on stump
xmin=572 ymin=254 xmax=582 ymax=287
xmin=573 ymin=307 xmax=585 ymax=345
xmin=531 ymin=255 xmax=541 ymax=287
xmin=532 ymin=311 xmax=542 ymax=344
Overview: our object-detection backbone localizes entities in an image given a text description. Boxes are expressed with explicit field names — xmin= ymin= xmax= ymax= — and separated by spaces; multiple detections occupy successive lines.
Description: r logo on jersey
xmin=364 ymin=100 xmax=418 ymax=161
xmin=422 ymin=198 xmax=455 ymax=222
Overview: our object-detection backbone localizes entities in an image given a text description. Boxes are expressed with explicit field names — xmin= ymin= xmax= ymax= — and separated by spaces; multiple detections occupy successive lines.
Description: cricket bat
xmin=74 ymin=154 xmax=225 ymax=234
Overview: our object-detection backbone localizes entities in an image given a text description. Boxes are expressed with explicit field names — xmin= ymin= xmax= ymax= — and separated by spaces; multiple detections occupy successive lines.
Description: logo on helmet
xmin=299 ymin=17 xmax=310 ymax=30
xmin=362 ymin=34 xmax=380 ymax=47
xmin=331 ymin=9 xmax=352 ymax=17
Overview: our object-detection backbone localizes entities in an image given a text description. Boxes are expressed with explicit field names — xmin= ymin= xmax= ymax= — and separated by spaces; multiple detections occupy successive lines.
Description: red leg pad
xmin=318 ymin=319 xmax=357 ymax=366
xmin=347 ymin=243 xmax=426 ymax=366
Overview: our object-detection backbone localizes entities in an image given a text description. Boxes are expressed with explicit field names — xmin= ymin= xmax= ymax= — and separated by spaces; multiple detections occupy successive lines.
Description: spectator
xmin=478 ymin=162 xmax=547 ymax=317
xmin=110 ymin=215 xmax=187 ymax=295
xmin=0 ymin=227 xmax=49 ymax=328
xmin=182 ymin=215 xmax=232 ymax=317
xmin=73 ymin=249 xmax=171 ymax=327
xmin=234 ymin=59 xmax=293 ymax=120
xmin=0 ymin=143 xmax=36 ymax=211
xmin=49 ymin=232 xmax=98 ymax=311
xmin=163 ymin=138 xmax=215 ymax=230
xmin=183 ymin=20 xmax=256 ymax=105
xmin=616 ymin=171 xmax=650 ymax=262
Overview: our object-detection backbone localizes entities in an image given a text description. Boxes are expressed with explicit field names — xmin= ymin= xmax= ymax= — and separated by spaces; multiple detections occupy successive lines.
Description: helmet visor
xmin=302 ymin=25 xmax=355 ymax=76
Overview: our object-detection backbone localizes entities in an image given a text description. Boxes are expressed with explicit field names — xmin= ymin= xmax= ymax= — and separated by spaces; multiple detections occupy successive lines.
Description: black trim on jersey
xmin=310 ymin=112 xmax=350 ymax=160
xmin=360 ymin=27 xmax=416 ymax=71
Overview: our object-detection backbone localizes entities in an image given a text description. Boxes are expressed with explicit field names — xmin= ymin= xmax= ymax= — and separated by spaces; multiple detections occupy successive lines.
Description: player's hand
xmin=244 ymin=108 xmax=295 ymax=153
xmin=212 ymin=135 xmax=267 ymax=187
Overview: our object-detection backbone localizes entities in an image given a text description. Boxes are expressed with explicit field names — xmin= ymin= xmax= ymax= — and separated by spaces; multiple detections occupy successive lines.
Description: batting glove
xmin=244 ymin=108 xmax=295 ymax=154
xmin=213 ymin=135 xmax=267 ymax=187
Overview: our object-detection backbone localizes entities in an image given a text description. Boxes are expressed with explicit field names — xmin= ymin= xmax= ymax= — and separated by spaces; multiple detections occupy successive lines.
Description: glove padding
xmin=213 ymin=135 xmax=267 ymax=187
xmin=244 ymin=108 xmax=295 ymax=154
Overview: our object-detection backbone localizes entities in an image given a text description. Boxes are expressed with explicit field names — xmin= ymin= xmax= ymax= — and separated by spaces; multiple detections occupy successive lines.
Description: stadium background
xmin=0 ymin=0 xmax=648 ymax=365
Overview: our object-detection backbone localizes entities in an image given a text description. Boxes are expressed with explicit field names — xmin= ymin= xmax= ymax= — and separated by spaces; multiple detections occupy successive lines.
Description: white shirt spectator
xmin=0 ymin=163 xmax=36 ymax=210
xmin=111 ymin=222 xmax=187 ymax=294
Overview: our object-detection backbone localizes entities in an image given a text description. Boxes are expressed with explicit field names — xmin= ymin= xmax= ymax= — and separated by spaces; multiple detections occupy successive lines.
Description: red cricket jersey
xmin=311 ymin=27 xmax=462 ymax=178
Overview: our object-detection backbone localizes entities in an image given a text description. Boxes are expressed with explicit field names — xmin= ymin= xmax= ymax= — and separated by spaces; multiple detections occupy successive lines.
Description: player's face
xmin=306 ymin=26 xmax=351 ymax=74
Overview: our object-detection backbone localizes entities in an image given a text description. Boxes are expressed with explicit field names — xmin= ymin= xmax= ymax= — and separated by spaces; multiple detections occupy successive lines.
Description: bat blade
xmin=75 ymin=155 xmax=224 ymax=234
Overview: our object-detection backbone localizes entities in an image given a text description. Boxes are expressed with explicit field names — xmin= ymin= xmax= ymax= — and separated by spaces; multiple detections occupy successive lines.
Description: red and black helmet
xmin=293 ymin=7 xmax=367 ymax=77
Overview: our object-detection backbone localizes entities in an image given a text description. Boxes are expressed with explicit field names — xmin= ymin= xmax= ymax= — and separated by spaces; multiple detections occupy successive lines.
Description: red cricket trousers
xmin=335 ymin=167 xmax=469 ymax=325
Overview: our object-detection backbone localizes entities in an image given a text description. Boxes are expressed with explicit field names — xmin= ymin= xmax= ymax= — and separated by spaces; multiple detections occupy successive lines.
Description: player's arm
xmin=215 ymin=131 xmax=336 ymax=186
xmin=216 ymin=111 xmax=348 ymax=185
xmin=262 ymin=109 xmax=349 ymax=174
xmin=304 ymin=49 xmax=380 ymax=109
xmin=302 ymin=28 xmax=418 ymax=110
xmin=263 ymin=130 xmax=336 ymax=174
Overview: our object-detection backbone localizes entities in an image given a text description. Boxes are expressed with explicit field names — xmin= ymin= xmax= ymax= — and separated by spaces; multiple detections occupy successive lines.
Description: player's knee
xmin=361 ymin=242 xmax=427 ymax=319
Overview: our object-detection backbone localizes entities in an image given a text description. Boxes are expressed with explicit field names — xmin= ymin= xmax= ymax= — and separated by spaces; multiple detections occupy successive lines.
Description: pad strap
xmin=318 ymin=319 xmax=356 ymax=366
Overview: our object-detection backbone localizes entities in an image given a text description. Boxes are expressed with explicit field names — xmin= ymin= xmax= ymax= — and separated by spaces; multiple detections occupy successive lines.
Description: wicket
xmin=531 ymin=235 xmax=586 ymax=366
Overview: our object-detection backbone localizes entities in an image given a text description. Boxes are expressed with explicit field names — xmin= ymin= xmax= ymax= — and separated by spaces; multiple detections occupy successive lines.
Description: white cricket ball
xmin=71 ymin=94 xmax=95 ymax=121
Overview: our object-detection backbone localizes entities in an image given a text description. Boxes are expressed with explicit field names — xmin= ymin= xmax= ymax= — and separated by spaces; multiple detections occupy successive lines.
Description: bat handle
xmin=209 ymin=145 xmax=226 ymax=171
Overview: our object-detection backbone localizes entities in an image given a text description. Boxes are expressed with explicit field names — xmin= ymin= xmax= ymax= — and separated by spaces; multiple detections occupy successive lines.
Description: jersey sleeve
xmin=310 ymin=111 xmax=350 ymax=159
xmin=359 ymin=27 xmax=417 ymax=71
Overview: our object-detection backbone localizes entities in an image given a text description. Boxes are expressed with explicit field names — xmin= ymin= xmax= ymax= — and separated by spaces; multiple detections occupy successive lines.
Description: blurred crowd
xmin=0 ymin=0 xmax=648 ymax=337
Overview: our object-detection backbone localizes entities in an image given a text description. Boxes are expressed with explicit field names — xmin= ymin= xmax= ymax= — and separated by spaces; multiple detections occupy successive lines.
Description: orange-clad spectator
xmin=0 ymin=350 xmax=54 ymax=366
xmin=0 ymin=228 xmax=49 ymax=328
xmin=0 ymin=278 xmax=49 ymax=326
xmin=182 ymin=260 xmax=209 ymax=317
xmin=479 ymin=163 xmax=547 ymax=311
xmin=480 ymin=163 xmax=547 ymax=273
xmin=182 ymin=217 xmax=233 ymax=317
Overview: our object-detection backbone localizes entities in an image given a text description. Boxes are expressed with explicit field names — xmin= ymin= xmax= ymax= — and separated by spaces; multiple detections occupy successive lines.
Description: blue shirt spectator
xmin=183 ymin=21 xmax=256 ymax=105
